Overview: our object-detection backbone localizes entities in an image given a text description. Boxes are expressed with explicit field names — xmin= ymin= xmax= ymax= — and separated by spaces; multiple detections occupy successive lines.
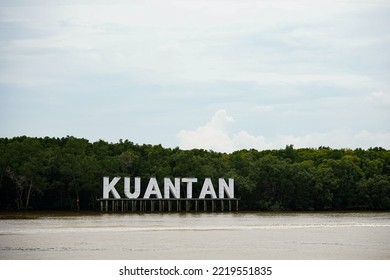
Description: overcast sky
xmin=1 ymin=0 xmax=389 ymax=152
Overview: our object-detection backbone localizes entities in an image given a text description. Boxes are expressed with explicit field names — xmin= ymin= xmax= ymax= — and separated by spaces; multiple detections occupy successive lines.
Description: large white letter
xmin=103 ymin=177 xmax=121 ymax=199
xmin=218 ymin=178 xmax=234 ymax=198
xmin=182 ymin=178 xmax=197 ymax=198
xmin=124 ymin=177 xmax=141 ymax=199
xmin=199 ymin=178 xmax=217 ymax=199
xmin=144 ymin=177 xmax=162 ymax=198
xmin=164 ymin=178 xmax=181 ymax=198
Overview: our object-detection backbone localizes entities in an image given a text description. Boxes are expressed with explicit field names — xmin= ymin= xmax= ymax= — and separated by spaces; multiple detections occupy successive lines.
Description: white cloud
xmin=208 ymin=109 xmax=234 ymax=129
xmin=2 ymin=0 xmax=388 ymax=89
xmin=177 ymin=110 xmax=235 ymax=152
xmin=368 ymin=91 xmax=390 ymax=108
xmin=178 ymin=110 xmax=390 ymax=152
xmin=253 ymin=105 xmax=274 ymax=113
xmin=1 ymin=1 xmax=389 ymax=148
xmin=233 ymin=131 xmax=274 ymax=151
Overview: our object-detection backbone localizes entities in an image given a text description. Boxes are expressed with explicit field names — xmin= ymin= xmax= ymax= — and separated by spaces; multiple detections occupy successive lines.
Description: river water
xmin=0 ymin=212 xmax=389 ymax=260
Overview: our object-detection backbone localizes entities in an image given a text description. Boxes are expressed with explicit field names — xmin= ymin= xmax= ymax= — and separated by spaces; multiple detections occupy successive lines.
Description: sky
xmin=0 ymin=0 xmax=389 ymax=153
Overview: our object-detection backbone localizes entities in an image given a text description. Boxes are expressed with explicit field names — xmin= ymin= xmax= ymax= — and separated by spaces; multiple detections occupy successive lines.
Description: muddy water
xmin=0 ymin=212 xmax=389 ymax=259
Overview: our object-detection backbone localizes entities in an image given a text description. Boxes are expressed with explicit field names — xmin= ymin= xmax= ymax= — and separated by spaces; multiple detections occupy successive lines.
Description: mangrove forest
xmin=0 ymin=136 xmax=389 ymax=211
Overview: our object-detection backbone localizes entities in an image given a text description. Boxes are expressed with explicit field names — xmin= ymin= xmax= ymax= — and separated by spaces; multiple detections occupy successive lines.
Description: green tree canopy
xmin=1 ymin=136 xmax=389 ymax=211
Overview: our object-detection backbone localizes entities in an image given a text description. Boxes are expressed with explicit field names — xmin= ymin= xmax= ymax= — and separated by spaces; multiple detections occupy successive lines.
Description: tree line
xmin=0 ymin=136 xmax=389 ymax=211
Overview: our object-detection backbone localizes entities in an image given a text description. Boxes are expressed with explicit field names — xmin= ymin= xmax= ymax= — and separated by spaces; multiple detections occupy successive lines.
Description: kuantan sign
xmin=103 ymin=177 xmax=234 ymax=199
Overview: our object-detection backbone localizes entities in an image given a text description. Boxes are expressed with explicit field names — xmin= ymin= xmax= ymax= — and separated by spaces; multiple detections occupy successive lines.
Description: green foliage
xmin=0 ymin=136 xmax=389 ymax=211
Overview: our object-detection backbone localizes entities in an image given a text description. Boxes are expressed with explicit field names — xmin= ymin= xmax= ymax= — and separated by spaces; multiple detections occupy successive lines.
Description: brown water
xmin=0 ymin=212 xmax=389 ymax=260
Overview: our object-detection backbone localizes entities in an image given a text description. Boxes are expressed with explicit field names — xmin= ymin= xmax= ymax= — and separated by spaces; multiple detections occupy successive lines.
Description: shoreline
xmin=1 ymin=209 xmax=389 ymax=219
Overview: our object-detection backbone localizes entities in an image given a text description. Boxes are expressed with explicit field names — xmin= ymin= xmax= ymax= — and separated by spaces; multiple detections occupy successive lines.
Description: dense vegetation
xmin=1 ymin=136 xmax=390 ymax=211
